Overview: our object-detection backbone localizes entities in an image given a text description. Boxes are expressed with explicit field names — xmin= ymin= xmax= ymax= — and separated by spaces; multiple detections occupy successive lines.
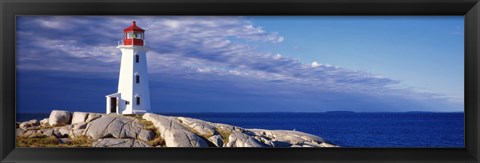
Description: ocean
xmin=17 ymin=112 xmax=464 ymax=148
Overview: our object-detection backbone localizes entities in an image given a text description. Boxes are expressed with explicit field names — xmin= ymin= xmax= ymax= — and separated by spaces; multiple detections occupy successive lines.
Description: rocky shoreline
xmin=16 ymin=110 xmax=338 ymax=147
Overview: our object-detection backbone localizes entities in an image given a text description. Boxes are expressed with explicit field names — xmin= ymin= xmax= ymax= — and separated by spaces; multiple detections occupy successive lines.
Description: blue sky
xmin=16 ymin=16 xmax=464 ymax=113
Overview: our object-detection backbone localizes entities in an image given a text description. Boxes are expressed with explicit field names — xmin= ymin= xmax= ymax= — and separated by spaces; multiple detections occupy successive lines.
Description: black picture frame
xmin=1 ymin=0 xmax=479 ymax=162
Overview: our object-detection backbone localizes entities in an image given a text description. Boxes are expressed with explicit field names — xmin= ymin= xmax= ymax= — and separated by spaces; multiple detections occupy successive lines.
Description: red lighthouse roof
xmin=123 ymin=21 xmax=145 ymax=32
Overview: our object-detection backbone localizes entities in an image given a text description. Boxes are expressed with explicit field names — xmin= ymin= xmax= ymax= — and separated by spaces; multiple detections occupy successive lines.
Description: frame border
xmin=1 ymin=0 xmax=479 ymax=162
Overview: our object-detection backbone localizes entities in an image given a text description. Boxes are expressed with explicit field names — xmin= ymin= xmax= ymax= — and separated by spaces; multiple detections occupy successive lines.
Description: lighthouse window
xmin=126 ymin=32 xmax=143 ymax=39
xmin=135 ymin=55 xmax=139 ymax=63
xmin=136 ymin=75 xmax=140 ymax=83
xmin=136 ymin=97 xmax=140 ymax=105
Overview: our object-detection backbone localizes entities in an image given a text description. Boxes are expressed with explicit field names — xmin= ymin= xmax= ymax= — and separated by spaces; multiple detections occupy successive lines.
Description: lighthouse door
xmin=110 ymin=97 xmax=117 ymax=113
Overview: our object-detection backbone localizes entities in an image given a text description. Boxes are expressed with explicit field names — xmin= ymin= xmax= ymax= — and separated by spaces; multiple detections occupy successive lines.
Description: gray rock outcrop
xmin=48 ymin=110 xmax=72 ymax=126
xmin=71 ymin=112 xmax=89 ymax=124
xmin=177 ymin=117 xmax=218 ymax=137
xmin=208 ymin=135 xmax=223 ymax=147
xmin=143 ymin=113 xmax=209 ymax=147
xmin=84 ymin=115 xmax=144 ymax=140
xmin=138 ymin=129 xmax=154 ymax=142
xmin=224 ymin=130 xmax=266 ymax=147
xmin=16 ymin=128 xmax=26 ymax=137
xmin=248 ymin=129 xmax=337 ymax=147
xmin=85 ymin=113 xmax=102 ymax=122
xmin=40 ymin=118 xmax=49 ymax=126
xmin=19 ymin=119 xmax=40 ymax=130
xmin=17 ymin=111 xmax=337 ymax=148
xmin=93 ymin=138 xmax=151 ymax=147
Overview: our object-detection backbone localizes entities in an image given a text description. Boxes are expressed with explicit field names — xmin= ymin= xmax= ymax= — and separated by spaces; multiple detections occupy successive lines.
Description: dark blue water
xmin=17 ymin=112 xmax=464 ymax=147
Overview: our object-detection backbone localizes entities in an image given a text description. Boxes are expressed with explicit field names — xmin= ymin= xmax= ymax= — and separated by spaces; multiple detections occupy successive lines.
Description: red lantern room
xmin=123 ymin=21 xmax=145 ymax=46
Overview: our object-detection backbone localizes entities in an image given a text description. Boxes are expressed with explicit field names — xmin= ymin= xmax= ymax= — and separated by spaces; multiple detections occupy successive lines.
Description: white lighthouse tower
xmin=106 ymin=21 xmax=151 ymax=114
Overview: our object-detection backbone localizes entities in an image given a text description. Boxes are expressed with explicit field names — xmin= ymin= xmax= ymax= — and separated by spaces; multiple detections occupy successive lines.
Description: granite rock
xmin=224 ymin=130 xmax=266 ymax=147
xmin=40 ymin=118 xmax=49 ymax=126
xmin=48 ymin=110 xmax=72 ymax=126
xmin=177 ymin=117 xmax=218 ymax=137
xmin=16 ymin=128 xmax=26 ymax=137
xmin=71 ymin=112 xmax=89 ymax=124
xmin=84 ymin=115 xmax=144 ymax=140
xmin=19 ymin=119 xmax=40 ymax=130
xmin=138 ymin=129 xmax=155 ymax=142
xmin=207 ymin=135 xmax=223 ymax=147
xmin=143 ymin=113 xmax=209 ymax=147
xmin=92 ymin=138 xmax=151 ymax=147
xmin=85 ymin=113 xmax=102 ymax=122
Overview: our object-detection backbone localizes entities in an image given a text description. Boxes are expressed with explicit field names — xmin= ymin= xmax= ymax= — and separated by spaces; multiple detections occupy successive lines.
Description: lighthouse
xmin=106 ymin=21 xmax=151 ymax=114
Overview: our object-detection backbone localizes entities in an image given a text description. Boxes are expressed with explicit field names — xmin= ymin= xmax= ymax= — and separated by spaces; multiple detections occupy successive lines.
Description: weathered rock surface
xmin=138 ymin=129 xmax=154 ymax=142
xmin=85 ymin=113 xmax=102 ymax=123
xmin=48 ymin=110 xmax=72 ymax=126
xmin=23 ymin=130 xmax=35 ymax=137
xmin=165 ymin=129 xmax=209 ymax=147
xmin=224 ymin=130 xmax=266 ymax=147
xmin=71 ymin=112 xmax=89 ymax=124
xmin=84 ymin=115 xmax=143 ymax=140
xmin=58 ymin=127 xmax=71 ymax=137
xmin=208 ymin=135 xmax=223 ymax=147
xmin=143 ymin=113 xmax=209 ymax=147
xmin=69 ymin=129 xmax=85 ymax=138
xmin=248 ymin=129 xmax=337 ymax=147
xmin=40 ymin=118 xmax=49 ymax=126
xmin=93 ymin=138 xmax=151 ymax=147
xmin=19 ymin=119 xmax=40 ymax=130
xmin=73 ymin=122 xmax=88 ymax=129
xmin=177 ymin=117 xmax=218 ymax=137
xmin=42 ymin=129 xmax=54 ymax=137
xmin=16 ymin=128 xmax=26 ymax=137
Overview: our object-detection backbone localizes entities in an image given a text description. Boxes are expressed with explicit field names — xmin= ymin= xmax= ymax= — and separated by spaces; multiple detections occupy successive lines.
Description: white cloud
xmin=311 ymin=61 xmax=320 ymax=68
xmin=273 ymin=53 xmax=282 ymax=60
xmin=196 ymin=68 xmax=211 ymax=73
xmin=36 ymin=18 xmax=73 ymax=30
xmin=164 ymin=20 xmax=180 ymax=29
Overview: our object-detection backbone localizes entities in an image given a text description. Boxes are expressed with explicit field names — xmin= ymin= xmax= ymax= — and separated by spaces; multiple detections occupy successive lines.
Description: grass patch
xmin=131 ymin=114 xmax=165 ymax=147
xmin=184 ymin=126 xmax=212 ymax=139
xmin=148 ymin=130 xmax=165 ymax=147
xmin=39 ymin=124 xmax=54 ymax=130
xmin=63 ymin=135 xmax=92 ymax=147
xmin=138 ymin=118 xmax=156 ymax=131
xmin=216 ymin=128 xmax=231 ymax=145
xmin=16 ymin=135 xmax=93 ymax=147
xmin=16 ymin=135 xmax=59 ymax=147
xmin=124 ymin=114 xmax=143 ymax=119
